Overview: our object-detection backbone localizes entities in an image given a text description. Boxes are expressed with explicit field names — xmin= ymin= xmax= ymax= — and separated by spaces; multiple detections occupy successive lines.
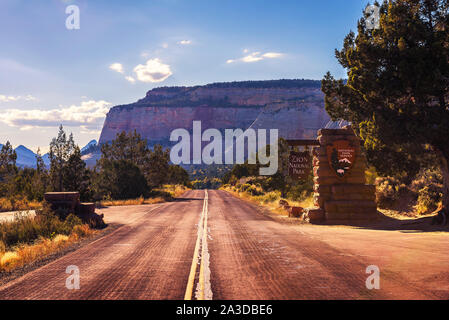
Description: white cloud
xmin=226 ymin=51 xmax=284 ymax=64
xmin=178 ymin=40 xmax=191 ymax=45
xmin=109 ymin=63 xmax=124 ymax=74
xmin=162 ymin=43 xmax=169 ymax=49
xmin=262 ymin=52 xmax=284 ymax=59
xmin=133 ymin=58 xmax=172 ymax=83
xmin=0 ymin=95 xmax=37 ymax=102
xmin=125 ymin=76 xmax=136 ymax=83
xmin=0 ymin=100 xmax=111 ymax=130
xmin=242 ymin=52 xmax=264 ymax=63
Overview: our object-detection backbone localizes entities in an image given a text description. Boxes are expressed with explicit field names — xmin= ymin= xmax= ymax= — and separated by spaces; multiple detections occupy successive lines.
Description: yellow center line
xmin=184 ymin=190 xmax=208 ymax=300
xmin=198 ymin=193 xmax=208 ymax=300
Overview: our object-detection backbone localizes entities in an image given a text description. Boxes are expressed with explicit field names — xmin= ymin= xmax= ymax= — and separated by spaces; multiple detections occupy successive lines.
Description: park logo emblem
xmin=326 ymin=140 xmax=356 ymax=178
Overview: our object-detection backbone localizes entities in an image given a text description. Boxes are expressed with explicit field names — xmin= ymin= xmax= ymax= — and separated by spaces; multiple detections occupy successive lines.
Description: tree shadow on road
xmin=314 ymin=211 xmax=449 ymax=233
xmin=172 ymin=197 xmax=204 ymax=202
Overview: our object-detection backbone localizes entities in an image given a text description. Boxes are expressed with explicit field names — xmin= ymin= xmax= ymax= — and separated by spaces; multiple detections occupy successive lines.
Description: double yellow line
xmin=184 ymin=190 xmax=209 ymax=300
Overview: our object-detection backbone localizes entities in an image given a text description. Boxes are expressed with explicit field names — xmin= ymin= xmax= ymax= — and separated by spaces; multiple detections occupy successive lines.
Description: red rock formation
xmin=99 ymin=80 xmax=331 ymax=145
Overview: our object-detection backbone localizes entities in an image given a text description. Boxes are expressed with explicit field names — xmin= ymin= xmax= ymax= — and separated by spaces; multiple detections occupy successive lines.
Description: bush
xmin=375 ymin=177 xmax=405 ymax=208
xmin=261 ymin=191 xmax=281 ymax=204
xmin=415 ymin=185 xmax=442 ymax=215
xmin=0 ymin=208 xmax=84 ymax=250
xmin=247 ymin=184 xmax=264 ymax=196
xmin=410 ymin=168 xmax=443 ymax=194
xmin=63 ymin=214 xmax=83 ymax=232
xmin=72 ymin=224 xmax=91 ymax=238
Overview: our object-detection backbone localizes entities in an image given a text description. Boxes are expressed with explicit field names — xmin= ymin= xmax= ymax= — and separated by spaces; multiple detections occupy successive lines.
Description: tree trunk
xmin=436 ymin=150 xmax=449 ymax=225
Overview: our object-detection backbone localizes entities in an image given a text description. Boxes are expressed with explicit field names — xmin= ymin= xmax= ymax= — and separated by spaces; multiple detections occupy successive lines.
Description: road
xmin=0 ymin=189 xmax=448 ymax=300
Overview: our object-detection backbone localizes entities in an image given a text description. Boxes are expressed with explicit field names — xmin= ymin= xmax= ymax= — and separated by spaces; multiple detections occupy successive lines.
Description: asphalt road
xmin=0 ymin=189 xmax=448 ymax=300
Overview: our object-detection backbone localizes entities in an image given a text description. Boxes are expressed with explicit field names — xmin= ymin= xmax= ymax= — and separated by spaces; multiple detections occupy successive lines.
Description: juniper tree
xmin=322 ymin=0 xmax=449 ymax=218
xmin=63 ymin=146 xmax=91 ymax=200
xmin=0 ymin=142 xmax=17 ymax=196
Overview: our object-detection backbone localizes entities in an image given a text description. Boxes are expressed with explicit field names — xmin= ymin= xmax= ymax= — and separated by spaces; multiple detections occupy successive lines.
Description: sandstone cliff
xmin=99 ymin=79 xmax=331 ymax=145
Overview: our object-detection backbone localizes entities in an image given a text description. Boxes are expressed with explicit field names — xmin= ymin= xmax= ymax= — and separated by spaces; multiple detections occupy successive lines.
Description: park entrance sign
xmin=301 ymin=126 xmax=378 ymax=224
xmin=288 ymin=151 xmax=311 ymax=180
xmin=326 ymin=140 xmax=356 ymax=178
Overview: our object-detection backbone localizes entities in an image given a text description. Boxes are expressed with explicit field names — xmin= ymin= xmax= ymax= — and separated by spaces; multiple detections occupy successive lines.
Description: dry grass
xmin=221 ymin=186 xmax=314 ymax=217
xmin=100 ymin=185 xmax=190 ymax=207
xmin=100 ymin=196 xmax=166 ymax=207
xmin=0 ymin=224 xmax=95 ymax=272
xmin=0 ymin=197 xmax=42 ymax=213
xmin=159 ymin=185 xmax=189 ymax=198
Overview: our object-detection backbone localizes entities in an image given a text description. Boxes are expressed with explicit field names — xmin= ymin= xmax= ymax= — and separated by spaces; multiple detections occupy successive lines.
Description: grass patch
xmin=0 ymin=196 xmax=42 ymax=213
xmin=221 ymin=185 xmax=314 ymax=217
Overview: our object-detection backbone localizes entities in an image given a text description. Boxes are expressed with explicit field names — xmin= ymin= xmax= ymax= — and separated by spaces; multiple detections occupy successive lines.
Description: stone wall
xmin=306 ymin=126 xmax=378 ymax=223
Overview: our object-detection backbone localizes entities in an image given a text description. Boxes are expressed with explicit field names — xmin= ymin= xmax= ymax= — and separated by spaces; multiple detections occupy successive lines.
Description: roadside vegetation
xmin=220 ymin=139 xmax=314 ymax=216
xmin=221 ymin=136 xmax=442 ymax=219
xmin=0 ymin=206 xmax=95 ymax=272
xmin=100 ymin=184 xmax=190 ymax=207
xmin=221 ymin=184 xmax=313 ymax=217
xmin=0 ymin=126 xmax=191 ymax=213
xmin=374 ymin=167 xmax=443 ymax=218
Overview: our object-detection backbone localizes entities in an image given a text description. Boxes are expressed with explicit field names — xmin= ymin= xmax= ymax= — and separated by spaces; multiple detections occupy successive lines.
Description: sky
xmin=0 ymin=0 xmax=369 ymax=153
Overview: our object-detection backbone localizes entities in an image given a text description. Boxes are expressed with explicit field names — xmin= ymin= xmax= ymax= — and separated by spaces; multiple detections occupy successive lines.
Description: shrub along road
xmin=0 ymin=190 xmax=448 ymax=300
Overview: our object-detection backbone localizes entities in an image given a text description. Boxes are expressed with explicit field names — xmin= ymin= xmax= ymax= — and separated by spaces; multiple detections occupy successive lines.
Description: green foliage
xmin=415 ymin=185 xmax=442 ymax=214
xmin=49 ymin=125 xmax=90 ymax=199
xmin=95 ymin=159 xmax=149 ymax=200
xmin=99 ymin=130 xmax=149 ymax=168
xmin=191 ymin=177 xmax=222 ymax=190
xmin=375 ymin=167 xmax=443 ymax=212
xmin=146 ymin=144 xmax=170 ymax=188
xmin=375 ymin=176 xmax=405 ymax=208
xmin=167 ymin=165 xmax=191 ymax=187
xmin=0 ymin=142 xmax=18 ymax=197
xmin=49 ymin=125 xmax=75 ymax=191
xmin=63 ymin=146 xmax=92 ymax=201
xmin=94 ymin=130 xmax=188 ymax=199
xmin=322 ymin=0 xmax=449 ymax=207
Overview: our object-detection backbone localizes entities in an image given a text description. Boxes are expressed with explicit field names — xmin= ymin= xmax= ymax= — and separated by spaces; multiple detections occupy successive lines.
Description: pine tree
xmin=49 ymin=125 xmax=75 ymax=191
xmin=145 ymin=144 xmax=170 ymax=188
xmin=49 ymin=125 xmax=89 ymax=198
xmin=63 ymin=146 xmax=91 ymax=200
xmin=32 ymin=148 xmax=49 ymax=201
xmin=0 ymin=142 xmax=17 ymax=197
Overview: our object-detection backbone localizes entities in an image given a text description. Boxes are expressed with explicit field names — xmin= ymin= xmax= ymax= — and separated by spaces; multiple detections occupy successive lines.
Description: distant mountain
xmin=0 ymin=140 xmax=95 ymax=169
xmin=81 ymin=140 xmax=97 ymax=153
xmin=42 ymin=153 xmax=50 ymax=166
xmin=14 ymin=145 xmax=47 ymax=168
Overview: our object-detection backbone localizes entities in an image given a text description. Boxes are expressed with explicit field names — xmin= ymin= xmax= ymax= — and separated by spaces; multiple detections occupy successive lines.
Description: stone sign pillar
xmin=305 ymin=126 xmax=378 ymax=223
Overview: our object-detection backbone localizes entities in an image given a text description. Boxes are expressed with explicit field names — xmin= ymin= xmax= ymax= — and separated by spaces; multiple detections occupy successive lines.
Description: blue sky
xmin=0 ymin=0 xmax=368 ymax=152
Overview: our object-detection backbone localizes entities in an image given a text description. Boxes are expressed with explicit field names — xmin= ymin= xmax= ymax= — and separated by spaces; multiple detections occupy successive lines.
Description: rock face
xmin=99 ymin=80 xmax=331 ymax=146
